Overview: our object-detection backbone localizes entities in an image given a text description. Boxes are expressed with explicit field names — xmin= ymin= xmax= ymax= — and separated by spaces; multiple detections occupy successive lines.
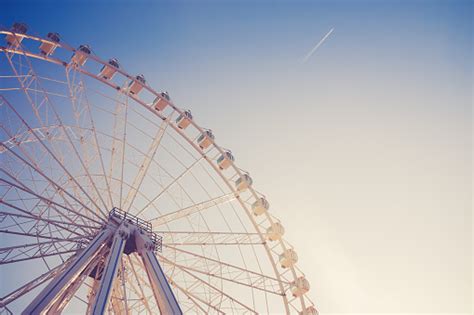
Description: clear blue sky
xmin=2 ymin=0 xmax=472 ymax=312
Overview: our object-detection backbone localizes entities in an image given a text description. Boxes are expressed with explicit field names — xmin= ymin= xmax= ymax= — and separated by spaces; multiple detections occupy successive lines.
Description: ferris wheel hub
xmin=108 ymin=208 xmax=162 ymax=254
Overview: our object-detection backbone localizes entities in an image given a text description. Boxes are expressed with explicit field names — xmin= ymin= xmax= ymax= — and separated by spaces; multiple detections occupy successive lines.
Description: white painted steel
xmin=0 ymin=26 xmax=316 ymax=314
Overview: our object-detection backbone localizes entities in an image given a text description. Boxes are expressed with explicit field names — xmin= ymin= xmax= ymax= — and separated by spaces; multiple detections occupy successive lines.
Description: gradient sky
xmin=2 ymin=0 xmax=472 ymax=313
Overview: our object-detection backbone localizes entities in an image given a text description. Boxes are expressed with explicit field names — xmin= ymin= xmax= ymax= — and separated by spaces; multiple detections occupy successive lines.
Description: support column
xmin=22 ymin=228 xmax=113 ymax=315
xmin=136 ymin=231 xmax=182 ymax=315
xmin=47 ymin=247 xmax=106 ymax=314
xmin=90 ymin=224 xmax=128 ymax=315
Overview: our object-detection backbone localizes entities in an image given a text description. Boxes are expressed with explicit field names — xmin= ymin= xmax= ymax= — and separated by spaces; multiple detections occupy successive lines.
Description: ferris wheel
xmin=0 ymin=22 xmax=317 ymax=314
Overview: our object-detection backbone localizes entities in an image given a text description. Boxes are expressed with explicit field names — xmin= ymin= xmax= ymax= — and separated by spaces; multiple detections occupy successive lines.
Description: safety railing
xmin=109 ymin=207 xmax=162 ymax=252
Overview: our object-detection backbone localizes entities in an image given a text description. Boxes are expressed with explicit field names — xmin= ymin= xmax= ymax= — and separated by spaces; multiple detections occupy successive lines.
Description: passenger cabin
xmin=299 ymin=306 xmax=319 ymax=315
xmin=279 ymin=249 xmax=298 ymax=268
xmin=176 ymin=110 xmax=193 ymax=129
xmin=290 ymin=277 xmax=310 ymax=297
xmin=39 ymin=32 xmax=60 ymax=56
xmin=251 ymin=197 xmax=269 ymax=216
xmin=235 ymin=173 xmax=252 ymax=191
xmin=153 ymin=92 xmax=170 ymax=111
xmin=128 ymin=74 xmax=146 ymax=95
xmin=197 ymin=130 xmax=215 ymax=150
xmin=266 ymin=222 xmax=284 ymax=241
xmin=99 ymin=58 xmax=120 ymax=80
xmin=6 ymin=23 xmax=28 ymax=49
xmin=217 ymin=150 xmax=234 ymax=170
xmin=71 ymin=45 xmax=91 ymax=66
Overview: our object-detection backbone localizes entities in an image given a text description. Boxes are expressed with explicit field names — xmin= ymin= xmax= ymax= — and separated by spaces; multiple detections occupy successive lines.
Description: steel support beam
xmin=136 ymin=231 xmax=182 ymax=315
xmin=90 ymin=225 xmax=128 ymax=315
xmin=20 ymin=209 xmax=182 ymax=314
xmin=48 ymin=248 xmax=104 ymax=314
xmin=22 ymin=228 xmax=113 ymax=315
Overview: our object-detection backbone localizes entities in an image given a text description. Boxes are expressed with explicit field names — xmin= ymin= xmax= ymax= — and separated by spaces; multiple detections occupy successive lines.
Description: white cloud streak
xmin=302 ymin=28 xmax=334 ymax=64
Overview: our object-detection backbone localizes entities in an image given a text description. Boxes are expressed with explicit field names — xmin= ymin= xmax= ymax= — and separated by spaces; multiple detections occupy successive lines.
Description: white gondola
xmin=299 ymin=306 xmax=319 ymax=315
xmin=153 ymin=92 xmax=170 ymax=111
xmin=197 ymin=130 xmax=215 ymax=150
xmin=266 ymin=222 xmax=284 ymax=241
xmin=71 ymin=44 xmax=91 ymax=66
xmin=6 ymin=23 xmax=27 ymax=48
xmin=176 ymin=110 xmax=193 ymax=129
xmin=128 ymin=74 xmax=146 ymax=95
xmin=217 ymin=150 xmax=234 ymax=170
xmin=235 ymin=173 xmax=252 ymax=191
xmin=39 ymin=32 xmax=60 ymax=56
xmin=251 ymin=197 xmax=269 ymax=216
xmin=290 ymin=277 xmax=310 ymax=297
xmin=279 ymin=249 xmax=298 ymax=268
xmin=98 ymin=58 xmax=120 ymax=80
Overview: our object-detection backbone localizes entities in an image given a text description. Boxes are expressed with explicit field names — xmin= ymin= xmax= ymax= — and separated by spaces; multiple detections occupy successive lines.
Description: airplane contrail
xmin=302 ymin=28 xmax=334 ymax=63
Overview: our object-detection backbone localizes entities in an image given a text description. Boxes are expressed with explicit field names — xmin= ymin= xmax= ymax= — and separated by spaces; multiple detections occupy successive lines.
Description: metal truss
xmin=21 ymin=210 xmax=182 ymax=315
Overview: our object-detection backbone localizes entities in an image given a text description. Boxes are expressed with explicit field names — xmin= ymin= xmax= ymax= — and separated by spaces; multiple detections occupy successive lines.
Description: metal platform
xmin=109 ymin=207 xmax=162 ymax=253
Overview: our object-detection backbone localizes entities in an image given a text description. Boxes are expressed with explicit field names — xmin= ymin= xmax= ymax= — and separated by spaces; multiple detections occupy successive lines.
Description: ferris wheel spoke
xmin=0 ymin=173 xmax=104 ymax=228
xmin=0 ymin=105 xmax=81 ymax=201
xmin=115 ymin=258 xmax=130 ymax=314
xmin=122 ymin=114 xmax=172 ymax=214
xmin=7 ymin=47 xmax=111 ymax=213
xmin=126 ymin=255 xmax=153 ymax=314
xmin=0 ymin=65 xmax=108 ymax=218
xmin=163 ymin=245 xmax=286 ymax=290
xmin=127 ymin=255 xmax=162 ymax=313
xmin=0 ymin=207 xmax=94 ymax=238
xmin=89 ymin=128 xmax=202 ymax=220
xmin=166 ymin=241 xmax=263 ymax=246
xmin=64 ymin=68 xmax=112 ymax=212
xmin=0 ymin=256 xmax=72 ymax=307
xmin=0 ymin=177 xmax=98 ymax=236
xmin=0 ymin=228 xmax=88 ymax=242
xmin=0 ymin=205 xmax=83 ymax=243
xmin=1 ymin=179 xmax=98 ymax=234
xmin=0 ymin=241 xmax=78 ymax=265
xmin=149 ymin=192 xmax=237 ymax=227
xmin=0 ymin=239 xmax=78 ymax=258
xmin=0 ymin=161 xmax=96 ymax=232
xmin=119 ymin=94 xmax=130 ymax=210
xmin=0 ymin=128 xmax=105 ymax=225
xmin=74 ymin=77 xmax=114 ymax=209
xmin=158 ymin=254 xmax=258 ymax=314
xmin=123 ymin=145 xmax=200 ymax=219
xmin=171 ymin=279 xmax=224 ymax=314
xmin=163 ymin=257 xmax=282 ymax=296
xmin=105 ymin=91 xmax=128 ymax=210
xmin=0 ymin=125 xmax=73 ymax=154
xmin=135 ymin=156 xmax=204 ymax=217
xmin=129 ymin=253 xmax=209 ymax=314
xmin=159 ymin=231 xmax=262 ymax=245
